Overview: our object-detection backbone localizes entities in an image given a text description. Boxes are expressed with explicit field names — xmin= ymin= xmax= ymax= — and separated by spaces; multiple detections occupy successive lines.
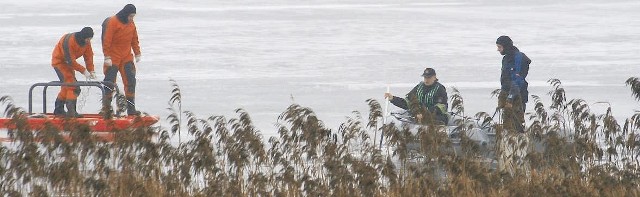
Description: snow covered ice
xmin=1 ymin=0 xmax=640 ymax=138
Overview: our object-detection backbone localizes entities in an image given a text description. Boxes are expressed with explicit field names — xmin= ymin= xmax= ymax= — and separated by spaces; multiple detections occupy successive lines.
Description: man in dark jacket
xmin=384 ymin=68 xmax=449 ymax=125
xmin=496 ymin=35 xmax=531 ymax=133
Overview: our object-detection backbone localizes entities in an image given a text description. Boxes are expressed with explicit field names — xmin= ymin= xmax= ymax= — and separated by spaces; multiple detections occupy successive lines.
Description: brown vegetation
xmin=0 ymin=78 xmax=639 ymax=196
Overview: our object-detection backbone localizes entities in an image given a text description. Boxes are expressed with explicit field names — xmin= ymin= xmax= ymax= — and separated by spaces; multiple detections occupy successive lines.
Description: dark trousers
xmin=498 ymin=91 xmax=526 ymax=133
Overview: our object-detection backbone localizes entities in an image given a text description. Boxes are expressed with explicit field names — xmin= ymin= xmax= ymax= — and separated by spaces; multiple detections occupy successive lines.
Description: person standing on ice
xmin=496 ymin=35 xmax=531 ymax=133
xmin=384 ymin=68 xmax=449 ymax=125
xmin=51 ymin=27 xmax=96 ymax=117
xmin=101 ymin=4 xmax=142 ymax=116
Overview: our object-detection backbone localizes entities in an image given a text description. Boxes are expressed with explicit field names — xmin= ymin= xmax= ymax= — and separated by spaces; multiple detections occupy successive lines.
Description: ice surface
xmin=1 ymin=0 xmax=639 ymax=138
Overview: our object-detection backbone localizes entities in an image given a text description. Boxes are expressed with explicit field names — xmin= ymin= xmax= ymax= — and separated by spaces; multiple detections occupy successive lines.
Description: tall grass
xmin=0 ymin=78 xmax=639 ymax=196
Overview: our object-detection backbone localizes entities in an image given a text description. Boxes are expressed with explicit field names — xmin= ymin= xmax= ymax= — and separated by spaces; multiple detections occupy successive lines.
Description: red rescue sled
xmin=0 ymin=81 xmax=159 ymax=142
xmin=0 ymin=113 xmax=159 ymax=132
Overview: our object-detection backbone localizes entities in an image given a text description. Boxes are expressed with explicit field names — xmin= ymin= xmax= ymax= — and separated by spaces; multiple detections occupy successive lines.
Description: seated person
xmin=384 ymin=67 xmax=449 ymax=125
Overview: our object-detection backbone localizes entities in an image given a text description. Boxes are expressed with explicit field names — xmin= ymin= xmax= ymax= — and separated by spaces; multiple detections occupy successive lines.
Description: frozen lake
xmin=1 ymin=0 xmax=639 ymax=138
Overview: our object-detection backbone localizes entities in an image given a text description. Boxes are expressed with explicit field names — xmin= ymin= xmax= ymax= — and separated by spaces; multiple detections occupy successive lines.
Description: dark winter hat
xmin=119 ymin=4 xmax=136 ymax=15
xmin=77 ymin=27 xmax=94 ymax=39
xmin=116 ymin=4 xmax=136 ymax=23
xmin=496 ymin=35 xmax=513 ymax=47
xmin=421 ymin=68 xmax=436 ymax=77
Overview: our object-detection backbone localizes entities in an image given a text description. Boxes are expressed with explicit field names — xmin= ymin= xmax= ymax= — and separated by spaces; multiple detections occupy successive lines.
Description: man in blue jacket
xmin=496 ymin=35 xmax=531 ymax=133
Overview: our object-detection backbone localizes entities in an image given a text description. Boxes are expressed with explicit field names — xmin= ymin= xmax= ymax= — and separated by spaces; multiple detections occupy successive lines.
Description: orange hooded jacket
xmin=51 ymin=33 xmax=94 ymax=73
xmin=102 ymin=16 xmax=141 ymax=66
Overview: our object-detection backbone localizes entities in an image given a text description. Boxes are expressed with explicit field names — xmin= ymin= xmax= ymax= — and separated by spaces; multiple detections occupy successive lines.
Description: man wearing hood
xmin=101 ymin=4 xmax=142 ymax=116
xmin=496 ymin=35 xmax=531 ymax=133
xmin=51 ymin=27 xmax=96 ymax=117
xmin=384 ymin=68 xmax=449 ymax=125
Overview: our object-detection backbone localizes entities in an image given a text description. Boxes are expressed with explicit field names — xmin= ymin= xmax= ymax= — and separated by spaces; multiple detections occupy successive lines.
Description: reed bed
xmin=0 ymin=78 xmax=639 ymax=196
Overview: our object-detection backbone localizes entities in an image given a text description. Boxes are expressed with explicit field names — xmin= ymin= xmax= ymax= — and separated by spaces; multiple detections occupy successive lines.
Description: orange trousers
xmin=53 ymin=64 xmax=80 ymax=101
xmin=103 ymin=61 xmax=136 ymax=98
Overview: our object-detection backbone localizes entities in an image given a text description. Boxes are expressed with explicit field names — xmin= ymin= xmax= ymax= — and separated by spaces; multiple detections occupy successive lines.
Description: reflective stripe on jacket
xmin=51 ymin=33 xmax=94 ymax=73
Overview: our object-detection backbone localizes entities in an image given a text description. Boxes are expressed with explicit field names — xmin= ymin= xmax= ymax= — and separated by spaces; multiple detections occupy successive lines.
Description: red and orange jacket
xmin=51 ymin=33 xmax=94 ymax=73
xmin=102 ymin=16 xmax=141 ymax=66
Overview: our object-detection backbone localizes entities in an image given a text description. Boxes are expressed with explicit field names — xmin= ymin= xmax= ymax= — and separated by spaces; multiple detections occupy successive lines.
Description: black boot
xmin=127 ymin=97 xmax=141 ymax=116
xmin=65 ymin=100 xmax=83 ymax=118
xmin=53 ymin=98 xmax=66 ymax=116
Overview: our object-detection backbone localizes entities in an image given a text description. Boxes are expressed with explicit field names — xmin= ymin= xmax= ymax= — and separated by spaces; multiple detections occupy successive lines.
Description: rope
xmin=77 ymin=77 xmax=104 ymax=111
xmin=77 ymin=82 xmax=92 ymax=111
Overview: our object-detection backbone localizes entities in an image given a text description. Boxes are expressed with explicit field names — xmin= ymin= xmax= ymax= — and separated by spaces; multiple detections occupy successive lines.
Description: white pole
xmin=384 ymin=86 xmax=390 ymax=121
xmin=379 ymin=85 xmax=390 ymax=149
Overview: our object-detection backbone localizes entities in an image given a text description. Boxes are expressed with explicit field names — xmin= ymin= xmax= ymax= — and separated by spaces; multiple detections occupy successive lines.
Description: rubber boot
xmin=127 ymin=97 xmax=141 ymax=116
xmin=53 ymin=98 xmax=66 ymax=116
xmin=65 ymin=100 xmax=83 ymax=118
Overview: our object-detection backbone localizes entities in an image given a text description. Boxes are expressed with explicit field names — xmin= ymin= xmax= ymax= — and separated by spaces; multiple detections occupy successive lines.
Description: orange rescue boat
xmin=0 ymin=81 xmax=159 ymax=142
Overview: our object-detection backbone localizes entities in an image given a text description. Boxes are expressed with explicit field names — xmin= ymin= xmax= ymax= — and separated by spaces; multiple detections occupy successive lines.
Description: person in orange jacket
xmin=51 ymin=27 xmax=96 ymax=117
xmin=101 ymin=4 xmax=142 ymax=116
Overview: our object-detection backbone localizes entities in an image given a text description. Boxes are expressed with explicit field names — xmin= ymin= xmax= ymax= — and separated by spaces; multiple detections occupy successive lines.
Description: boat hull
xmin=0 ymin=113 xmax=159 ymax=142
